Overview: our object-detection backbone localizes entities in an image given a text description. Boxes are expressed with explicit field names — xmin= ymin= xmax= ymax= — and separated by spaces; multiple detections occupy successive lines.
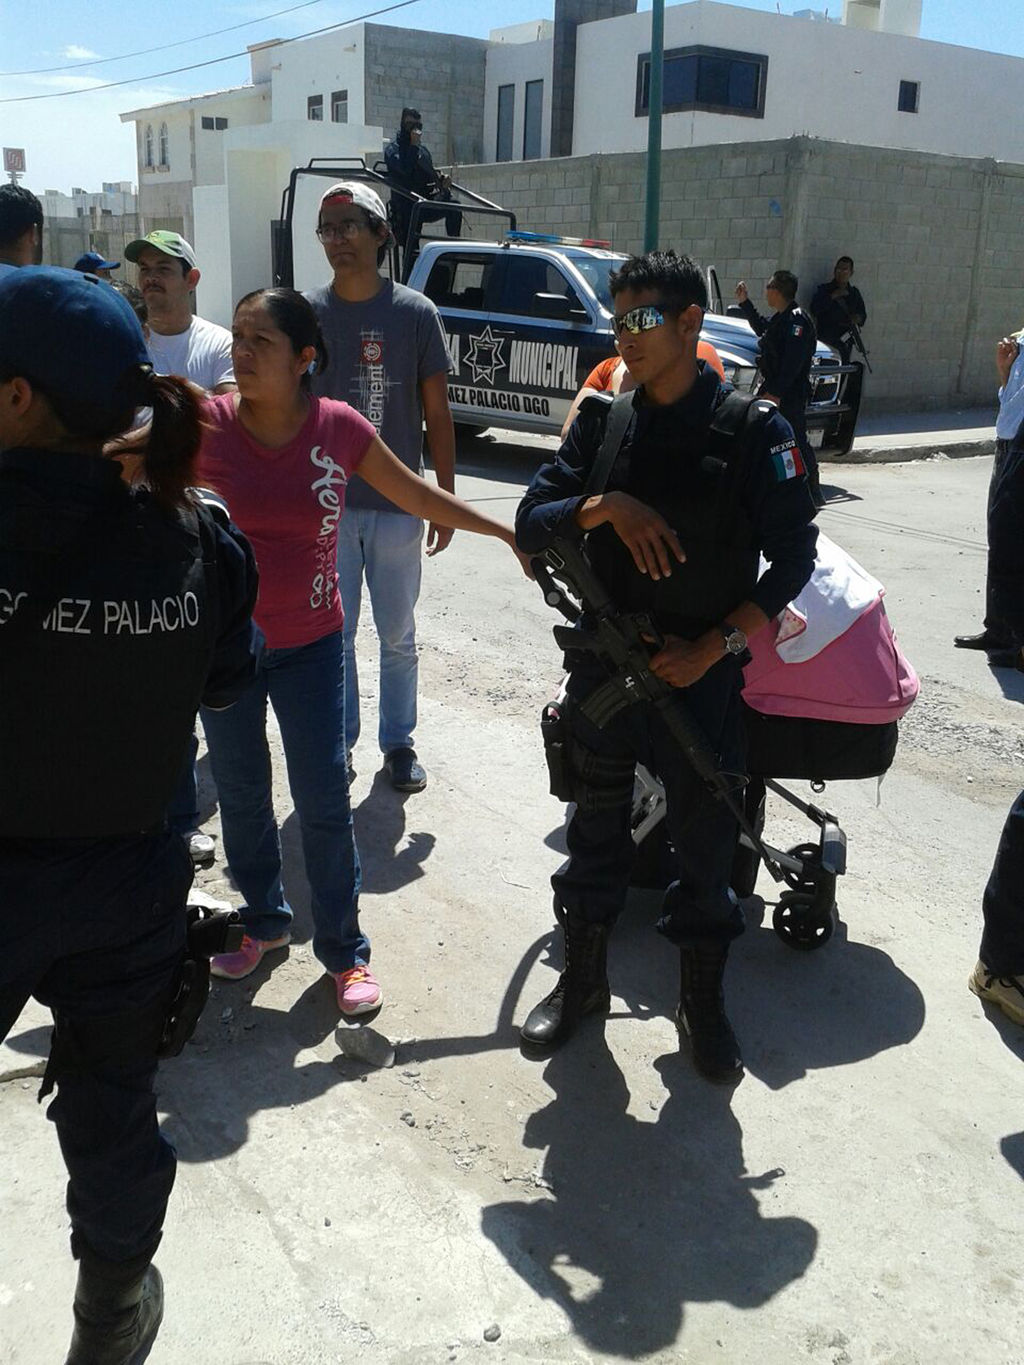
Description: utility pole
xmin=643 ymin=0 xmax=664 ymax=251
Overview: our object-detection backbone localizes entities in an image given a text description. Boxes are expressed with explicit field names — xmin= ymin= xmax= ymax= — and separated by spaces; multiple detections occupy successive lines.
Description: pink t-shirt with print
xmin=198 ymin=393 xmax=376 ymax=649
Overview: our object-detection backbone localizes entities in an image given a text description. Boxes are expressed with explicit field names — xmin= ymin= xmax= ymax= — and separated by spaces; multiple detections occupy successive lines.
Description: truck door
xmin=484 ymin=255 xmax=606 ymax=436
xmin=420 ymin=249 xmax=505 ymax=431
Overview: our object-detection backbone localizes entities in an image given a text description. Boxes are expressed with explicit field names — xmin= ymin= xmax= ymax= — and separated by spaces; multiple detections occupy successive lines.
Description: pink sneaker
xmin=333 ymin=965 xmax=383 ymax=1015
xmin=210 ymin=933 xmax=290 ymax=981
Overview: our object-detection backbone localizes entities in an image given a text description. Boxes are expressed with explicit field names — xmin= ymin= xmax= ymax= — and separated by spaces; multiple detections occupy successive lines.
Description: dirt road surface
xmin=2 ymin=439 xmax=1021 ymax=1365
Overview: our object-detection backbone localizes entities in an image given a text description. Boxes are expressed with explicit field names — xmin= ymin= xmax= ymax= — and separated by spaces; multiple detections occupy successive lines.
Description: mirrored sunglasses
xmin=613 ymin=305 xmax=666 ymax=336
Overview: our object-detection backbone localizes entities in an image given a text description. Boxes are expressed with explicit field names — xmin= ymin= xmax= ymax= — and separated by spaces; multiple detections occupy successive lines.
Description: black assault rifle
xmin=532 ymin=536 xmax=785 ymax=882
xmin=837 ymin=298 xmax=872 ymax=373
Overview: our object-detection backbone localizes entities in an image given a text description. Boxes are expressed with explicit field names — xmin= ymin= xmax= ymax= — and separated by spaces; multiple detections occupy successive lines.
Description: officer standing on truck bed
xmin=735 ymin=270 xmax=823 ymax=508
xmin=0 ymin=266 xmax=259 ymax=1364
xmin=516 ymin=250 xmax=817 ymax=1085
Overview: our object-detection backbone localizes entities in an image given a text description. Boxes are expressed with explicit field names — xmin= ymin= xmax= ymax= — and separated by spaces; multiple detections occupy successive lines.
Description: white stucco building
xmin=119 ymin=0 xmax=1024 ymax=324
xmin=488 ymin=0 xmax=1024 ymax=164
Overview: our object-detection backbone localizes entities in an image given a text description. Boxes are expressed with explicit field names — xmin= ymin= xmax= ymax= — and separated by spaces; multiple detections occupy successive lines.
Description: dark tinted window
xmin=497 ymin=85 xmax=515 ymax=162
xmin=523 ymin=80 xmax=543 ymax=160
xmin=564 ymin=252 xmax=628 ymax=312
xmin=637 ymin=46 xmax=767 ymax=118
xmin=898 ymin=79 xmax=919 ymax=113
xmin=498 ymin=257 xmax=585 ymax=316
xmin=423 ymin=254 xmax=498 ymax=311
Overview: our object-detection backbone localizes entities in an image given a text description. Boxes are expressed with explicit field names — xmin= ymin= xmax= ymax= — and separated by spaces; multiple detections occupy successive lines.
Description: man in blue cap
xmin=73 ymin=250 xmax=120 ymax=280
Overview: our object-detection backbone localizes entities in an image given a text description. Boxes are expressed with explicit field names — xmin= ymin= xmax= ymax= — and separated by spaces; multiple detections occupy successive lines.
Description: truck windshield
xmin=563 ymin=251 xmax=629 ymax=314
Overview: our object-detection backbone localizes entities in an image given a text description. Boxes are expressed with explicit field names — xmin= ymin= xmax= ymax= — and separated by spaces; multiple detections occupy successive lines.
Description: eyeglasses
xmin=613 ymin=305 xmax=666 ymax=336
xmin=316 ymin=220 xmax=366 ymax=242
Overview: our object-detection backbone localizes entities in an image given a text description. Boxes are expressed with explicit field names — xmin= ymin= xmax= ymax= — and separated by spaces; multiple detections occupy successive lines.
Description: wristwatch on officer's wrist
xmin=719 ymin=622 xmax=748 ymax=656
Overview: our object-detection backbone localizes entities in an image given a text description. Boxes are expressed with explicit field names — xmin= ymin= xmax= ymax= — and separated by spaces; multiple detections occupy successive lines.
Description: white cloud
xmin=61 ymin=44 xmax=101 ymax=60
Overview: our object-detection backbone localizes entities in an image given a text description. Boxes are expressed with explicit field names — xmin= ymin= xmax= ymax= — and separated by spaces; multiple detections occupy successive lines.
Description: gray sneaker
xmin=185 ymin=829 xmax=216 ymax=868
xmin=969 ymin=959 xmax=1024 ymax=1026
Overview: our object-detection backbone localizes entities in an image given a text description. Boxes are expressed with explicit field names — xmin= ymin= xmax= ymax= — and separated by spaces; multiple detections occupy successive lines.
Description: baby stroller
xmin=539 ymin=532 xmax=919 ymax=952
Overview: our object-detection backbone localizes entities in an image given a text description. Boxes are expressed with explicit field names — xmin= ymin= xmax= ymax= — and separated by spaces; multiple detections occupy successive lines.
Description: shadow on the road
xmin=352 ymin=771 xmax=436 ymax=894
xmin=977 ymin=997 xmax=1024 ymax=1062
xmin=157 ymin=973 xmax=350 ymax=1162
xmin=520 ymin=889 xmax=926 ymax=1091
xmin=1000 ymin=1132 xmax=1024 ymax=1181
xmin=481 ymin=1038 xmax=817 ymax=1358
xmin=818 ymin=481 xmax=862 ymax=506
xmin=449 ymin=432 xmax=551 ymax=489
xmin=987 ymin=659 xmax=1024 ymax=703
xmin=156 ymin=934 xmax=551 ymax=1162
xmin=253 ymin=774 xmax=437 ymax=954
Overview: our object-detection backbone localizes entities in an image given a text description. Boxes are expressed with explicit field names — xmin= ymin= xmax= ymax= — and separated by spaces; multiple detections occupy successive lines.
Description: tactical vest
xmin=582 ymin=390 xmax=770 ymax=640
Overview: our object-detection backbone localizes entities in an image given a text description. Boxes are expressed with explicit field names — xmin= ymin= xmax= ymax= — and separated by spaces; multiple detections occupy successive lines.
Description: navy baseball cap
xmin=0 ymin=266 xmax=151 ymax=416
xmin=74 ymin=250 xmax=120 ymax=273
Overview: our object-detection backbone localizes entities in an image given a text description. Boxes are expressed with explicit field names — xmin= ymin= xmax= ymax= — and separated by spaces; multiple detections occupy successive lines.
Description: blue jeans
xmin=337 ymin=508 xmax=422 ymax=754
xmin=199 ymin=630 xmax=367 ymax=973
xmin=167 ymin=729 xmax=200 ymax=835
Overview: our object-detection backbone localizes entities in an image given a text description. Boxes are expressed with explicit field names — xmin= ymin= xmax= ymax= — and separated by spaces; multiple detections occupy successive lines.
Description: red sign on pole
xmin=3 ymin=148 xmax=26 ymax=174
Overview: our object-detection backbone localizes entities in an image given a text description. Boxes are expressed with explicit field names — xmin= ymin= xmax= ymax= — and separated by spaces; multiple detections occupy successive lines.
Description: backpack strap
xmin=581 ymin=391 xmax=635 ymax=498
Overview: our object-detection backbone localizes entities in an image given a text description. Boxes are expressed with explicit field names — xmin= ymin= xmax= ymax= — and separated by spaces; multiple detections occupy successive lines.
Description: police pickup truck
xmin=274 ymin=160 xmax=861 ymax=454
xmin=409 ymin=234 xmax=860 ymax=454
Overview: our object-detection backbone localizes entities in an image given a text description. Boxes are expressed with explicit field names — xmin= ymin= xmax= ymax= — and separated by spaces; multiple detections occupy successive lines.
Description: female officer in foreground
xmin=0 ymin=267 xmax=259 ymax=1364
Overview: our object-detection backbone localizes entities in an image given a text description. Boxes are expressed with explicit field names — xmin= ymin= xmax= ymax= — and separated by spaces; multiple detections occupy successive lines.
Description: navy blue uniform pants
xmin=0 ymin=832 xmax=190 ymax=1264
xmin=553 ymin=659 xmax=746 ymax=944
xmin=981 ymin=788 xmax=1024 ymax=974
xmin=985 ymin=438 xmax=1024 ymax=643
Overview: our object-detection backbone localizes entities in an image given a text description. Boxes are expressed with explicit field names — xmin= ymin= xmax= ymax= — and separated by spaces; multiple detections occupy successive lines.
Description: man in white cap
xmin=124 ymin=229 xmax=237 ymax=865
xmin=305 ymin=182 xmax=455 ymax=793
xmin=124 ymin=230 xmax=236 ymax=397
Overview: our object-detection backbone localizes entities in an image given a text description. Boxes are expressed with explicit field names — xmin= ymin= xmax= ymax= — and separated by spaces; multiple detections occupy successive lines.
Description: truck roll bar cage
xmin=273 ymin=156 xmax=517 ymax=288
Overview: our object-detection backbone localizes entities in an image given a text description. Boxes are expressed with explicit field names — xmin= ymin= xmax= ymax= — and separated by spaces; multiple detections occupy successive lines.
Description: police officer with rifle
xmin=0 ymin=267 xmax=260 ymax=1363
xmin=811 ymin=256 xmax=869 ymax=370
xmin=516 ymin=250 xmax=817 ymax=1084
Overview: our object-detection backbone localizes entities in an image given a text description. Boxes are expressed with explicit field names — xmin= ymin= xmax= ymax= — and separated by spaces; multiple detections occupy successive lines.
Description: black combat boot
xmin=676 ymin=940 xmax=744 ymax=1085
xmin=65 ymin=1245 xmax=164 ymax=1365
xmin=520 ymin=909 xmax=611 ymax=1051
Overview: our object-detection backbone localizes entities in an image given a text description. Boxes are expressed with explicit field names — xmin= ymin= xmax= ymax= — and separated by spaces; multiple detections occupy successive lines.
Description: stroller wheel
xmin=783 ymin=843 xmax=823 ymax=891
xmin=773 ymin=890 xmax=835 ymax=951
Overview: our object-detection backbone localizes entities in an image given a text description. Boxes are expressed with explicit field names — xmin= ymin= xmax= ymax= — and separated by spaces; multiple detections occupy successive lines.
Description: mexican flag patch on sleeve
xmin=771 ymin=444 xmax=806 ymax=481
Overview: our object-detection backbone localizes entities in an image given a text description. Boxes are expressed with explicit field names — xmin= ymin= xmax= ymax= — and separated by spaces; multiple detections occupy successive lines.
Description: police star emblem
xmin=464 ymin=326 xmax=507 ymax=386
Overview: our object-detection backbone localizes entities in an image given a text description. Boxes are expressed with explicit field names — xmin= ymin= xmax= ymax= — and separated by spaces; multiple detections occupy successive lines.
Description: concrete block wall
xmin=43 ymin=215 xmax=146 ymax=271
xmin=363 ymin=26 xmax=488 ymax=168
xmin=459 ymin=136 xmax=1024 ymax=411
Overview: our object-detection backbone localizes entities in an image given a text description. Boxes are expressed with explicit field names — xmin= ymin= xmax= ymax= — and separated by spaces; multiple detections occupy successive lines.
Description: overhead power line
xmin=0 ymin=0 xmax=330 ymax=77
xmin=0 ymin=0 xmax=421 ymax=103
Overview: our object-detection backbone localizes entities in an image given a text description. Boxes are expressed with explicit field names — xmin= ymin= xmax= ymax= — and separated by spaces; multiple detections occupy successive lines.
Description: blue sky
xmin=1 ymin=0 xmax=1021 ymax=192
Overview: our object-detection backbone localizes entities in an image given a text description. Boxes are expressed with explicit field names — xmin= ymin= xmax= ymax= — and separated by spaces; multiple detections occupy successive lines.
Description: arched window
xmin=144 ymin=125 xmax=154 ymax=169
xmin=158 ymin=123 xmax=169 ymax=167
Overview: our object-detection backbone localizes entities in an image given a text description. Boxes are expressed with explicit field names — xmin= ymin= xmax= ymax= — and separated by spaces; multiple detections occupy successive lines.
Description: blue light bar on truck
xmin=505 ymin=230 xmax=613 ymax=249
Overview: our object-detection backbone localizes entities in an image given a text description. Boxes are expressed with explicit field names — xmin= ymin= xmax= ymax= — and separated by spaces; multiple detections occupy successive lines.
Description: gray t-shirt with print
xmin=305 ymin=280 xmax=451 ymax=513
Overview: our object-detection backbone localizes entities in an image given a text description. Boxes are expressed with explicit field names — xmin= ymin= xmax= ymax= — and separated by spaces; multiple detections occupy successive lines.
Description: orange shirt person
xmin=561 ymin=342 xmax=725 ymax=440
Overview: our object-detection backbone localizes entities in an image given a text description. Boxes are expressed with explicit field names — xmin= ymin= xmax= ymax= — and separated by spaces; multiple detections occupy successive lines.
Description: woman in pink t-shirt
xmin=198 ymin=288 xmax=523 ymax=1014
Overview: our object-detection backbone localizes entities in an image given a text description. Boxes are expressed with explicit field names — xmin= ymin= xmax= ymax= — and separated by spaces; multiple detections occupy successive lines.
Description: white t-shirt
xmin=147 ymin=315 xmax=235 ymax=392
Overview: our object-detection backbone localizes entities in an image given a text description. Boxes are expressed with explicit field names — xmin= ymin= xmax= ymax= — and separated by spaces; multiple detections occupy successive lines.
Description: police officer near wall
xmin=0 ymin=267 xmax=259 ymax=1364
xmin=735 ymin=270 xmax=823 ymax=507
xmin=516 ymin=250 xmax=817 ymax=1084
